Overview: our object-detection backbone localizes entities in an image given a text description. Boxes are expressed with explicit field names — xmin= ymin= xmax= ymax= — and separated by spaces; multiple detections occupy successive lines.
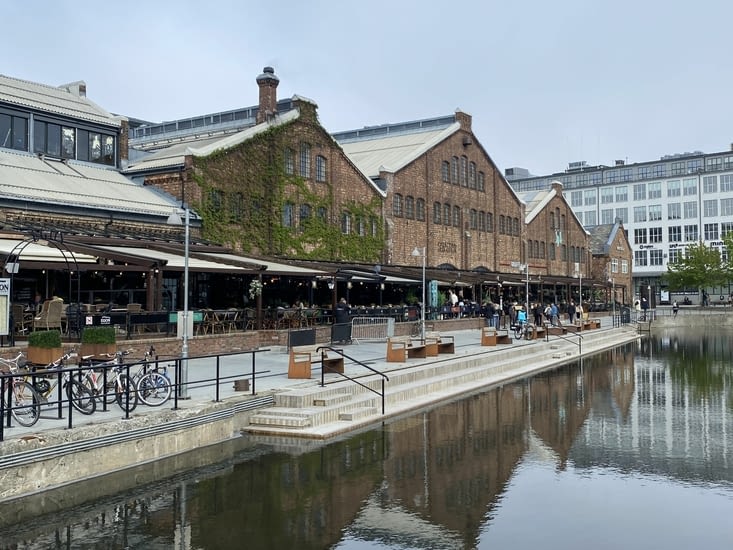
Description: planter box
xmin=80 ymin=344 xmax=116 ymax=358
xmin=27 ymin=346 xmax=64 ymax=367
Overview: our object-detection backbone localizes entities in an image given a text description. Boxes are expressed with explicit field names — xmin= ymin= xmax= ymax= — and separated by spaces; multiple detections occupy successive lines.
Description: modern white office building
xmin=507 ymin=148 xmax=733 ymax=305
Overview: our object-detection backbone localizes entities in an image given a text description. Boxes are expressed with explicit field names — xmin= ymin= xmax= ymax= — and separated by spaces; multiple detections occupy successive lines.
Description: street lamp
xmin=411 ymin=247 xmax=426 ymax=341
xmin=511 ymin=261 xmax=529 ymax=316
xmin=167 ymin=207 xmax=190 ymax=398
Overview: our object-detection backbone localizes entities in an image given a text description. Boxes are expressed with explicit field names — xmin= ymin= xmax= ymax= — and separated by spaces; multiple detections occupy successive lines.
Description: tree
xmin=662 ymin=241 xmax=727 ymax=293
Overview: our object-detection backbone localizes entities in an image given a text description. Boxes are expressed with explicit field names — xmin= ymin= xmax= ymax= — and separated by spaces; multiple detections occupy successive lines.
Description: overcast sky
xmin=6 ymin=0 xmax=732 ymax=175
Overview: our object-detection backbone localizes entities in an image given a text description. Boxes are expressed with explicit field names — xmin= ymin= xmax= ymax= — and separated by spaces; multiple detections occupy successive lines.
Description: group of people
xmin=484 ymin=300 xmax=585 ymax=328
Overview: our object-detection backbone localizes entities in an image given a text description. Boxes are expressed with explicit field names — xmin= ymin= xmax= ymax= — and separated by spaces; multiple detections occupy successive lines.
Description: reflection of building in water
xmin=573 ymin=332 xmax=733 ymax=483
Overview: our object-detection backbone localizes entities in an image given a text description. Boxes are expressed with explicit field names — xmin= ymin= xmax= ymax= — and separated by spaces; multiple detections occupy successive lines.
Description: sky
xmin=5 ymin=0 xmax=733 ymax=176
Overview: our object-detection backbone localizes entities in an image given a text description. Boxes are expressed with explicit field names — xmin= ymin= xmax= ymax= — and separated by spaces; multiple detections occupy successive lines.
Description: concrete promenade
xmin=0 ymin=315 xmax=641 ymax=506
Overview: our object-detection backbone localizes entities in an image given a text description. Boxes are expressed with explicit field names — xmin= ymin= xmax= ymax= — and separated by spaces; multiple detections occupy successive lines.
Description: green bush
xmin=28 ymin=330 xmax=62 ymax=349
xmin=81 ymin=326 xmax=116 ymax=344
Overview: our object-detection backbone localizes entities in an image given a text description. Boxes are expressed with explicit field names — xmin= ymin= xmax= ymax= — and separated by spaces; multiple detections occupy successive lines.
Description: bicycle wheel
xmin=12 ymin=381 xmax=41 ymax=427
xmin=115 ymin=373 xmax=138 ymax=413
xmin=65 ymin=379 xmax=96 ymax=415
xmin=137 ymin=371 xmax=171 ymax=407
xmin=513 ymin=325 xmax=522 ymax=340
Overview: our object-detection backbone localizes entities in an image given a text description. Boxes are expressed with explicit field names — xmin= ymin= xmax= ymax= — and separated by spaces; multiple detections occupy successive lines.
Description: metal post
xmin=181 ymin=208 xmax=190 ymax=398
xmin=412 ymin=247 xmax=426 ymax=341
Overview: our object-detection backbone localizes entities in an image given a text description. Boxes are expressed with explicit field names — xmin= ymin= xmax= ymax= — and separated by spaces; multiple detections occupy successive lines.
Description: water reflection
xmin=2 ymin=331 xmax=733 ymax=549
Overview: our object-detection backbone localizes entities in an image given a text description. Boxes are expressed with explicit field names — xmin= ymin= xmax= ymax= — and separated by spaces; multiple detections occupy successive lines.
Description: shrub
xmin=81 ymin=326 xmax=116 ymax=345
xmin=28 ymin=330 xmax=62 ymax=349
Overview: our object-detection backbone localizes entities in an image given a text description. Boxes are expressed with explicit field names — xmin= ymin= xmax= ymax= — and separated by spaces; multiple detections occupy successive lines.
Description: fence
xmin=350 ymin=317 xmax=394 ymax=343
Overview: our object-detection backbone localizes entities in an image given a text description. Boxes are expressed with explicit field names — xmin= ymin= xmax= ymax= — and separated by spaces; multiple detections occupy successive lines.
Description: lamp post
xmin=167 ymin=207 xmax=190 ymax=398
xmin=411 ymin=246 xmax=426 ymax=341
xmin=610 ymin=276 xmax=615 ymax=327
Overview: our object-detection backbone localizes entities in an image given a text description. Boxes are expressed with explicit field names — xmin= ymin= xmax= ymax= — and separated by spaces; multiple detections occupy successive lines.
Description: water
xmin=2 ymin=328 xmax=733 ymax=549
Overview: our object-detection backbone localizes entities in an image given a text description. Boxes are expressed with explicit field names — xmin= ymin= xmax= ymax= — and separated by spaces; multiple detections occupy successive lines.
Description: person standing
xmin=567 ymin=301 xmax=576 ymax=325
xmin=550 ymin=302 xmax=560 ymax=326
xmin=672 ymin=300 xmax=679 ymax=317
xmin=641 ymin=296 xmax=649 ymax=320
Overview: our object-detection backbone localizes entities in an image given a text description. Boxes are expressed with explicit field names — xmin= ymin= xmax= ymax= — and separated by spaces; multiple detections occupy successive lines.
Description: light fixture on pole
xmin=411 ymin=246 xmax=426 ymax=341
xmin=166 ymin=207 xmax=190 ymax=399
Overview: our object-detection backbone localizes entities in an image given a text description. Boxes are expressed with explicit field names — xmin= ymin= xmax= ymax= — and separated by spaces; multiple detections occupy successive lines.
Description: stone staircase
xmin=244 ymin=326 xmax=638 ymax=439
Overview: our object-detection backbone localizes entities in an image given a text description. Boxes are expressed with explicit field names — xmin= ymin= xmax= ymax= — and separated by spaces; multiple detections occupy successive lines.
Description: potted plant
xmin=80 ymin=326 xmax=117 ymax=358
xmin=27 ymin=330 xmax=63 ymax=366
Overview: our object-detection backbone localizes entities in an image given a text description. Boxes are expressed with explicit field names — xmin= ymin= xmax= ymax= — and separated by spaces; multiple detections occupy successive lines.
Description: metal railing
xmin=317 ymin=346 xmax=390 ymax=415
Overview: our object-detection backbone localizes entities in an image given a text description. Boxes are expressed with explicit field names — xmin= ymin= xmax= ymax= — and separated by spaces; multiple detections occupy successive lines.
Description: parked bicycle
xmin=133 ymin=346 xmax=172 ymax=407
xmin=78 ymin=350 xmax=137 ymax=413
xmin=511 ymin=320 xmax=534 ymax=340
xmin=29 ymin=351 xmax=96 ymax=415
xmin=0 ymin=352 xmax=41 ymax=427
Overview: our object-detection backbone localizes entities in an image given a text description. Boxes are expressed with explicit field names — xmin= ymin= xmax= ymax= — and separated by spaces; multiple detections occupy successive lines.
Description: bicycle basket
xmin=33 ymin=379 xmax=51 ymax=393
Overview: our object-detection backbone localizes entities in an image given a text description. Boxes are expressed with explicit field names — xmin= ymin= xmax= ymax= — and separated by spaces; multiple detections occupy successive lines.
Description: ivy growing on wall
xmin=190 ymin=122 xmax=383 ymax=262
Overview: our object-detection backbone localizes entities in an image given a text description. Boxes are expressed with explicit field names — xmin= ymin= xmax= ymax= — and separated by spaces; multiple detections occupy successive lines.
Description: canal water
xmin=2 ymin=328 xmax=732 ymax=549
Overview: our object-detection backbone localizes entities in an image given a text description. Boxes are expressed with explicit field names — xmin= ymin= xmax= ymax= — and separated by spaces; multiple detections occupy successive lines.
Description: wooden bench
xmin=481 ymin=326 xmax=512 ymax=346
xmin=288 ymin=345 xmax=344 ymax=379
xmin=546 ymin=324 xmax=567 ymax=336
xmin=386 ymin=336 xmax=427 ymax=362
xmin=532 ymin=324 xmax=546 ymax=339
xmin=425 ymin=331 xmax=455 ymax=354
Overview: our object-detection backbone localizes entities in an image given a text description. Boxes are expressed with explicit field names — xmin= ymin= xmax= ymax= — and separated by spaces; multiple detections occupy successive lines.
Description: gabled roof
xmin=0 ymin=149 xmax=177 ymax=218
xmin=334 ymin=116 xmax=458 ymax=178
xmin=0 ymin=74 xmax=122 ymax=127
xmin=587 ymin=219 xmax=625 ymax=255
xmin=517 ymin=181 xmax=588 ymax=234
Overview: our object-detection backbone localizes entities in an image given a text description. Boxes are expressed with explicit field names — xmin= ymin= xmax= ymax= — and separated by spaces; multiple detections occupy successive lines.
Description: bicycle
xmin=0 ymin=352 xmax=42 ymax=427
xmin=30 ymin=351 xmax=96 ymax=415
xmin=410 ymin=320 xmax=424 ymax=338
xmin=132 ymin=347 xmax=172 ymax=407
xmin=511 ymin=320 xmax=534 ymax=340
xmin=78 ymin=351 xmax=138 ymax=413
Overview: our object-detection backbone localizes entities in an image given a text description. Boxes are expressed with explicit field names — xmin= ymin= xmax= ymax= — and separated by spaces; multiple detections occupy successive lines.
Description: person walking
xmin=641 ymin=296 xmax=649 ymax=321
xmin=672 ymin=300 xmax=679 ymax=317
xmin=567 ymin=301 xmax=576 ymax=325
xmin=550 ymin=302 xmax=560 ymax=326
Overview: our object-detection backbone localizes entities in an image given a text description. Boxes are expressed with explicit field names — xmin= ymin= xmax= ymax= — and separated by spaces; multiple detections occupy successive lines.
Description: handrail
xmin=317 ymin=345 xmax=390 ymax=415
xmin=546 ymin=326 xmax=583 ymax=355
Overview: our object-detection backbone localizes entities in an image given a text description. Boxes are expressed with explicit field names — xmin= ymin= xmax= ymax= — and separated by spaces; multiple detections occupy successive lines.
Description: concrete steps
xmin=244 ymin=327 xmax=639 ymax=438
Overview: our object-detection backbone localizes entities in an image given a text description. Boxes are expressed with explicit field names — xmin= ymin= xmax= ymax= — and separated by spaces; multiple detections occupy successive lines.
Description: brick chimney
xmin=256 ymin=66 xmax=279 ymax=124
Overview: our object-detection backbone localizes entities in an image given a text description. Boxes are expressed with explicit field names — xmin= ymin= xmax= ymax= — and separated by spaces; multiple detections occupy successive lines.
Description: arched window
xmin=453 ymin=205 xmax=460 ymax=227
xmin=499 ymin=215 xmax=505 ymax=234
xmin=512 ymin=217 xmax=520 ymax=236
xmin=444 ymin=203 xmax=451 ymax=225
xmin=299 ymin=142 xmax=310 ymax=178
xmin=283 ymin=147 xmax=295 ymax=175
xmin=416 ymin=198 xmax=425 ymax=221
xmin=433 ymin=202 xmax=442 ymax=224
xmin=469 ymin=162 xmax=476 ymax=189
xmin=405 ymin=196 xmax=415 ymax=219
xmin=282 ymin=202 xmax=294 ymax=227
xmin=441 ymin=161 xmax=450 ymax=182
xmin=393 ymin=194 xmax=403 ymax=217
xmin=451 ymin=157 xmax=459 ymax=184
xmin=460 ymin=156 xmax=468 ymax=186
xmin=299 ymin=204 xmax=311 ymax=228
xmin=470 ymin=209 xmax=477 ymax=230
xmin=478 ymin=211 xmax=486 ymax=231
xmin=478 ymin=171 xmax=485 ymax=192
xmin=315 ymin=155 xmax=327 ymax=182
xmin=341 ymin=212 xmax=352 ymax=234
xmin=486 ymin=212 xmax=493 ymax=232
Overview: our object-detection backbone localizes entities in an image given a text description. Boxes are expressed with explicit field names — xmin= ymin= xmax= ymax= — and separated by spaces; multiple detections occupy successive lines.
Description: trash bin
xmin=620 ymin=306 xmax=631 ymax=324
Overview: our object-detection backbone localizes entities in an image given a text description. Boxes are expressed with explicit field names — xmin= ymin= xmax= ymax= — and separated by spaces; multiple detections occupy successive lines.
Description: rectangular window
xmin=638 ymin=166 xmax=652 ymax=180
xmin=668 ymin=249 xmax=680 ymax=263
xmin=315 ymin=155 xmax=327 ymax=182
xmin=703 ymin=175 xmax=718 ymax=193
xmin=649 ymin=205 xmax=661 ymax=221
xmin=341 ymin=212 xmax=352 ymax=234
xmin=668 ymin=226 xmax=681 ymax=242
xmin=722 ymin=198 xmax=733 ymax=216
xmin=633 ymin=183 xmax=646 ymax=201
xmin=615 ymin=186 xmax=628 ymax=202
xmin=649 ymin=227 xmax=663 ymax=243
xmin=634 ymin=250 xmax=648 ymax=266
xmin=584 ymin=189 xmax=596 ymax=206
xmin=707 ymin=157 xmax=723 ymax=171
xmin=611 ymin=258 xmax=619 ymax=273
xmin=721 ymin=174 xmax=733 ymax=192
xmin=704 ymin=223 xmax=719 ymax=240
xmin=601 ymin=209 xmax=614 ymax=224
xmin=634 ymin=228 xmax=647 ymax=244
xmin=299 ymin=143 xmax=311 ymax=177
xmin=621 ymin=259 xmax=629 ymax=274
xmin=722 ymin=222 xmax=733 ymax=237
xmin=571 ymin=191 xmax=583 ymax=207
xmin=653 ymin=165 xmax=666 ymax=178
xmin=650 ymin=250 xmax=664 ymax=266
xmin=670 ymin=161 xmax=685 ymax=175
xmin=585 ymin=211 xmax=596 ymax=225
xmin=433 ymin=202 xmax=441 ymax=224
xmin=683 ymin=178 xmax=697 ymax=196
xmin=684 ymin=225 xmax=698 ymax=241
xmin=647 ymin=182 xmax=662 ymax=199
xmin=615 ymin=207 xmax=628 ymax=223
xmin=284 ymin=148 xmax=294 ymax=175
xmin=600 ymin=187 xmax=614 ymax=204
xmin=668 ymin=203 xmax=681 ymax=220
xmin=703 ymin=199 xmax=718 ymax=217
xmin=667 ymin=180 xmax=681 ymax=197
xmin=0 ymin=112 xmax=28 ymax=151
xmin=620 ymin=168 xmax=633 ymax=182
xmin=683 ymin=201 xmax=697 ymax=219
xmin=633 ymin=206 xmax=647 ymax=222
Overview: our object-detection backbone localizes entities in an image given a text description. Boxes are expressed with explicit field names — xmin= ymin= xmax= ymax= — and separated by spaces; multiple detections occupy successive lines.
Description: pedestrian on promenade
xmin=567 ymin=301 xmax=576 ymax=325
xmin=672 ymin=300 xmax=679 ymax=317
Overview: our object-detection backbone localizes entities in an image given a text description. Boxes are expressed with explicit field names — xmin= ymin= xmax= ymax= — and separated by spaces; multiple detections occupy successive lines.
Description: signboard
xmin=0 ymin=278 xmax=9 ymax=336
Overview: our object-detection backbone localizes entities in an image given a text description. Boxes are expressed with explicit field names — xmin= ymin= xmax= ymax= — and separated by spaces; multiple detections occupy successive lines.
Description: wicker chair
xmin=33 ymin=299 xmax=63 ymax=331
